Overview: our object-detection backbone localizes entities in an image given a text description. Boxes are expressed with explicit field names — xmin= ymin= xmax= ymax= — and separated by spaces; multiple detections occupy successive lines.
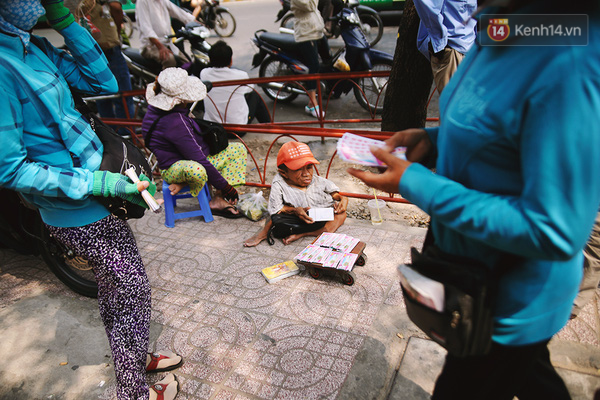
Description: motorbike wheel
xmin=213 ymin=9 xmax=236 ymax=37
xmin=358 ymin=10 xmax=384 ymax=47
xmin=280 ymin=13 xmax=295 ymax=30
xmin=37 ymin=220 xmax=98 ymax=298
xmin=122 ymin=13 xmax=134 ymax=39
xmin=259 ymin=56 xmax=299 ymax=103
xmin=353 ymin=59 xmax=393 ymax=114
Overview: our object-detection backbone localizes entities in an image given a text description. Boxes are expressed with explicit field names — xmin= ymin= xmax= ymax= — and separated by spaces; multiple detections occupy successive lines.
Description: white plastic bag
xmin=237 ymin=191 xmax=268 ymax=221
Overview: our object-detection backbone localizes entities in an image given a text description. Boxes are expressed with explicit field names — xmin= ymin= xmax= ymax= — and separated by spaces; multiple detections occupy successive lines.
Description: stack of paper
xmin=397 ymin=265 xmax=445 ymax=312
xmin=295 ymin=233 xmax=361 ymax=270
xmin=337 ymin=132 xmax=406 ymax=167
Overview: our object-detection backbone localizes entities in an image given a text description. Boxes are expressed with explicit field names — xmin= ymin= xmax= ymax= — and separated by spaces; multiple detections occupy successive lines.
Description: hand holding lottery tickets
xmin=346 ymin=129 xmax=432 ymax=194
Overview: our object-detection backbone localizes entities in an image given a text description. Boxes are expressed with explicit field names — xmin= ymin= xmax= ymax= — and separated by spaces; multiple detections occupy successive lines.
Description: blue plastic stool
xmin=162 ymin=182 xmax=214 ymax=227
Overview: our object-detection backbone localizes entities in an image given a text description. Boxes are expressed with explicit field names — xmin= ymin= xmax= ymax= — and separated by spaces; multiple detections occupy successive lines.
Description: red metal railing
xmin=96 ymin=70 xmax=439 ymax=204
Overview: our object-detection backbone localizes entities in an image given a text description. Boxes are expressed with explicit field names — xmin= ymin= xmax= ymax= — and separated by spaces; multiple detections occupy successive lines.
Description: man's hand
xmin=332 ymin=194 xmax=348 ymax=214
xmin=295 ymin=207 xmax=314 ymax=224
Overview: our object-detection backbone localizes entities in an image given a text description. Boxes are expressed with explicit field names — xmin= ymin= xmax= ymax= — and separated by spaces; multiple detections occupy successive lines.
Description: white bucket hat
xmin=146 ymin=67 xmax=207 ymax=111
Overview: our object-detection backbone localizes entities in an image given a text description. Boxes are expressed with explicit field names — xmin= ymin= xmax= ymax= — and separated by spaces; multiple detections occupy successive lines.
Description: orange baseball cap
xmin=277 ymin=141 xmax=320 ymax=170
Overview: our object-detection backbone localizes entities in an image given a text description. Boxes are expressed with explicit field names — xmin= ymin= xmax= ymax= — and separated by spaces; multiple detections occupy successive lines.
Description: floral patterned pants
xmin=161 ymin=142 xmax=247 ymax=197
xmin=46 ymin=215 xmax=151 ymax=400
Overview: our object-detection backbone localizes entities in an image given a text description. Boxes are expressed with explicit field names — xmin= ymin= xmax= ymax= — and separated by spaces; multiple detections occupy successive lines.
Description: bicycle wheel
xmin=213 ymin=9 xmax=236 ymax=37
xmin=353 ymin=59 xmax=392 ymax=114
xmin=258 ymin=56 xmax=299 ymax=103
xmin=358 ymin=10 xmax=384 ymax=47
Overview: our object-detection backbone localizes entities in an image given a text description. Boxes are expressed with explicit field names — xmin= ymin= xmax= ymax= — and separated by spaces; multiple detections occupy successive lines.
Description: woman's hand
xmin=347 ymin=147 xmax=412 ymax=194
xmin=383 ymin=128 xmax=432 ymax=163
xmin=347 ymin=129 xmax=432 ymax=194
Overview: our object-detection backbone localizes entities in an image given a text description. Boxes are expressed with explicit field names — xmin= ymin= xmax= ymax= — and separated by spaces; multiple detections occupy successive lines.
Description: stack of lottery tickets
xmin=294 ymin=232 xmax=360 ymax=271
xmin=336 ymin=132 xmax=406 ymax=167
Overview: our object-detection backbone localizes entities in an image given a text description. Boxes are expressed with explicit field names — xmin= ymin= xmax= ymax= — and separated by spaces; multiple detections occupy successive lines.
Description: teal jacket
xmin=0 ymin=23 xmax=118 ymax=227
xmin=400 ymin=8 xmax=600 ymax=345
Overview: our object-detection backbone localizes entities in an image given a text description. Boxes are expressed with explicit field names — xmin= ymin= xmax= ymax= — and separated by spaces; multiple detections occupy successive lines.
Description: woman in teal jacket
xmin=0 ymin=1 xmax=181 ymax=399
xmin=349 ymin=0 xmax=600 ymax=398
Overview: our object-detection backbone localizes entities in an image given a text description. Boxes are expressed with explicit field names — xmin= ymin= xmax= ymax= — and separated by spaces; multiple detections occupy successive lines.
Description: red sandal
xmin=146 ymin=351 xmax=184 ymax=373
xmin=150 ymin=373 xmax=179 ymax=400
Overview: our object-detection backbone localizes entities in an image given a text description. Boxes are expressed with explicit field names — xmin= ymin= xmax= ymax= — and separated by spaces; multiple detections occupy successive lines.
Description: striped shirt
xmin=268 ymin=173 xmax=339 ymax=215
xmin=0 ymin=22 xmax=118 ymax=227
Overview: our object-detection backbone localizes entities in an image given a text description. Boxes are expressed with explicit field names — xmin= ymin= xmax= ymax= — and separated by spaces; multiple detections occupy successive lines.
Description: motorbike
xmin=252 ymin=4 xmax=393 ymax=114
xmin=122 ymin=23 xmax=212 ymax=117
xmin=276 ymin=0 xmax=383 ymax=47
xmin=196 ymin=0 xmax=237 ymax=37
xmin=0 ymin=189 xmax=98 ymax=298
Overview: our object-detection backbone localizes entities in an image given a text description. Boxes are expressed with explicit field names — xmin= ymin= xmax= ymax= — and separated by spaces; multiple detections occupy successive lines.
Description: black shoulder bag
xmin=74 ymin=96 xmax=152 ymax=220
xmin=145 ymin=114 xmax=228 ymax=157
xmin=398 ymin=230 xmax=516 ymax=358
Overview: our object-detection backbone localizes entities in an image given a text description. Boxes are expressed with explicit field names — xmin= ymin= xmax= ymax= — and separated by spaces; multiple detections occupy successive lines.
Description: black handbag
xmin=81 ymin=111 xmax=152 ymax=220
xmin=398 ymin=236 xmax=515 ymax=358
xmin=193 ymin=118 xmax=229 ymax=156
xmin=267 ymin=213 xmax=327 ymax=245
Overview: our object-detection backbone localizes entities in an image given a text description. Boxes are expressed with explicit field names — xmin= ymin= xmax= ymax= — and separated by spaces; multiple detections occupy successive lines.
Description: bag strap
xmin=144 ymin=114 xmax=166 ymax=148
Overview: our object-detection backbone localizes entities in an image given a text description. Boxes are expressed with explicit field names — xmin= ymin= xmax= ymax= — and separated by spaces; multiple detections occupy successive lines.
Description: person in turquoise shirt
xmin=349 ymin=0 xmax=600 ymax=398
xmin=0 ymin=1 xmax=182 ymax=398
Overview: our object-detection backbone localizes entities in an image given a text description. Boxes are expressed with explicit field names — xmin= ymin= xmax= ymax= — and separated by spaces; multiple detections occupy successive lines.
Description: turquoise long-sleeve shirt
xmin=0 ymin=22 xmax=118 ymax=227
xmin=400 ymin=10 xmax=600 ymax=345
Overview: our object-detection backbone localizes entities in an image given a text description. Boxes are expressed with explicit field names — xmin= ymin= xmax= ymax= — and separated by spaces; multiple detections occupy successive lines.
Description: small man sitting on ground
xmin=244 ymin=141 xmax=348 ymax=247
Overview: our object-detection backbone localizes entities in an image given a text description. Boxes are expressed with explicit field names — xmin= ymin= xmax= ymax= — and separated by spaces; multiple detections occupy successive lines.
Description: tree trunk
xmin=381 ymin=0 xmax=433 ymax=131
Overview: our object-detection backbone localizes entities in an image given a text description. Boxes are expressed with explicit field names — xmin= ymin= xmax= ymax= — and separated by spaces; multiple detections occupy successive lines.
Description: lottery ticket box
xmin=294 ymin=233 xmax=368 ymax=286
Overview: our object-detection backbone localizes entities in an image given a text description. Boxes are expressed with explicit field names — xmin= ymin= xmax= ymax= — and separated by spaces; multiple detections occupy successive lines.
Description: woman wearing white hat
xmin=142 ymin=68 xmax=248 ymax=218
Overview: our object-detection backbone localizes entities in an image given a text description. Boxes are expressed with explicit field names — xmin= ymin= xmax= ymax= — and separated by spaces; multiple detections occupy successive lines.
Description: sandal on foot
xmin=149 ymin=373 xmax=179 ymax=400
xmin=146 ymin=351 xmax=184 ymax=373
xmin=211 ymin=205 xmax=244 ymax=219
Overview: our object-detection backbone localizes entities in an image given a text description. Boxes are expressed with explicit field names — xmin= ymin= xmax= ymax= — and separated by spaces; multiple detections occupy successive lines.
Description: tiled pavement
xmin=0 ymin=196 xmax=599 ymax=399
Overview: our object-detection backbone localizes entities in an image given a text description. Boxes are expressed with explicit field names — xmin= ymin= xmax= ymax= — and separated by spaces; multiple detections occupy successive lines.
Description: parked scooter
xmin=276 ymin=0 xmax=383 ymax=47
xmin=252 ymin=4 xmax=393 ymax=114
xmin=0 ymin=189 xmax=98 ymax=298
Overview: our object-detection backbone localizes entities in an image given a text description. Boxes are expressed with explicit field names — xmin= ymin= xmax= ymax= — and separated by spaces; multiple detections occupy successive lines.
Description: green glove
xmin=123 ymin=174 xmax=157 ymax=209
xmin=41 ymin=0 xmax=75 ymax=31
xmin=93 ymin=171 xmax=157 ymax=209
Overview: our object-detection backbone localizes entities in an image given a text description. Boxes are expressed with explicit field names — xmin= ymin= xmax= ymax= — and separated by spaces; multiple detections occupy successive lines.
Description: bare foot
xmin=209 ymin=196 xmax=239 ymax=213
xmin=169 ymin=183 xmax=185 ymax=196
xmin=244 ymin=231 xmax=267 ymax=247
xmin=282 ymin=233 xmax=303 ymax=245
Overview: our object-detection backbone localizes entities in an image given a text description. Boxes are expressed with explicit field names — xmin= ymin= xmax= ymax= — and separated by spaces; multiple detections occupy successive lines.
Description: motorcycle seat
xmin=122 ymin=47 xmax=163 ymax=74
xmin=258 ymin=32 xmax=304 ymax=54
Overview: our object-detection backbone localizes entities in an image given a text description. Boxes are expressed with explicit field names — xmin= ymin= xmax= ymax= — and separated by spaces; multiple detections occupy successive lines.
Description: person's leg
xmin=572 ymin=211 xmax=600 ymax=317
xmin=46 ymin=216 xmax=151 ymax=400
xmin=161 ymin=160 xmax=208 ymax=197
xmin=429 ymin=47 xmax=464 ymax=95
xmin=432 ymin=340 xmax=560 ymax=400
xmin=206 ymin=142 xmax=247 ymax=187
xmin=297 ymin=40 xmax=321 ymax=117
xmin=245 ymin=91 xmax=271 ymax=123
xmin=514 ymin=342 xmax=571 ymax=400
xmin=244 ymin=217 xmax=273 ymax=247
